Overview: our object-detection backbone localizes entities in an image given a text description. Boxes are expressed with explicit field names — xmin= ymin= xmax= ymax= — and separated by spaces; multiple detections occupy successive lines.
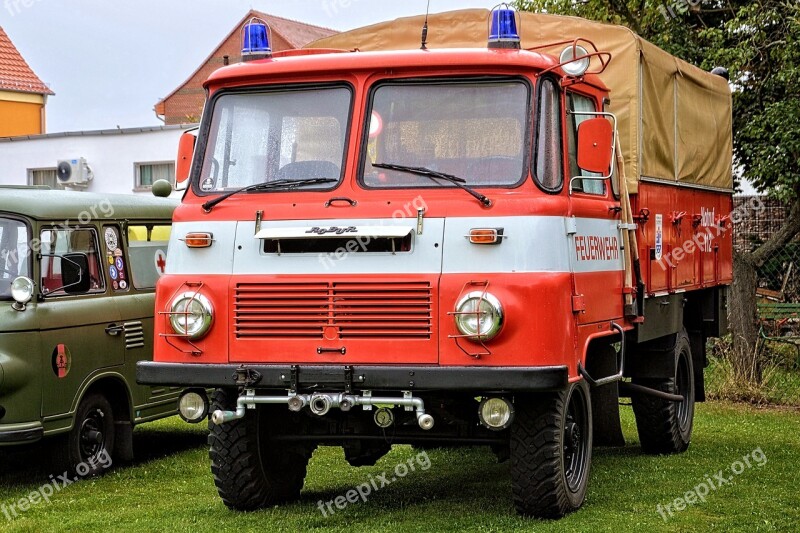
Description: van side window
xmin=40 ymin=228 xmax=105 ymax=296
xmin=102 ymin=226 xmax=130 ymax=292
xmin=534 ymin=78 xmax=563 ymax=192
xmin=127 ymin=225 xmax=171 ymax=289
xmin=567 ymin=92 xmax=605 ymax=195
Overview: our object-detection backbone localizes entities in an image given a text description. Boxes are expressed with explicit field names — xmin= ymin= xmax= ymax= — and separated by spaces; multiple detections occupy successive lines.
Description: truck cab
xmin=139 ymin=8 xmax=733 ymax=518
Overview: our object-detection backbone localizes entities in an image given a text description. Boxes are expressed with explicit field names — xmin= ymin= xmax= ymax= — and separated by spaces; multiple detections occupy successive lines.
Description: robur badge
xmin=305 ymin=226 xmax=358 ymax=235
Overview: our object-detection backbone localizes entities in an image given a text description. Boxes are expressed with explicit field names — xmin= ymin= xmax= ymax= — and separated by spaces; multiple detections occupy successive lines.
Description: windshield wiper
xmin=372 ymin=163 xmax=492 ymax=207
xmin=202 ymin=178 xmax=337 ymax=212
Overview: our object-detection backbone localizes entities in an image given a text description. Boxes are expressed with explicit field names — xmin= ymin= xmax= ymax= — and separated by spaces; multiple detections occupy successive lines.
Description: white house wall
xmin=0 ymin=125 xmax=194 ymax=195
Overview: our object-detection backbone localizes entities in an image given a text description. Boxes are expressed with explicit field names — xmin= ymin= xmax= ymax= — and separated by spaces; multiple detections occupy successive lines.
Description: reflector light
xmin=242 ymin=18 xmax=272 ymax=59
xmin=184 ymin=232 xmax=214 ymax=248
xmin=469 ymin=228 xmax=504 ymax=245
xmin=488 ymin=5 xmax=521 ymax=49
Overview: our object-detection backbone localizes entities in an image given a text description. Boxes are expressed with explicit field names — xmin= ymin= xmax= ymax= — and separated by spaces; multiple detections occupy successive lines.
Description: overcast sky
xmin=1 ymin=0 xmax=499 ymax=133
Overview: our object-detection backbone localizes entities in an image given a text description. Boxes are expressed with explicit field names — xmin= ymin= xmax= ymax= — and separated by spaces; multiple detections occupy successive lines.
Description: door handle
xmin=105 ymin=324 xmax=124 ymax=336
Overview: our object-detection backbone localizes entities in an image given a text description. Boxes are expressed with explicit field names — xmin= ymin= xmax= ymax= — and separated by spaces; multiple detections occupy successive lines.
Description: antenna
xmin=421 ymin=0 xmax=431 ymax=50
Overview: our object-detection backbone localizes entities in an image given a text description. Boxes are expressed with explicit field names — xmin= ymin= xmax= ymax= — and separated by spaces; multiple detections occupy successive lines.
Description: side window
xmin=567 ymin=93 xmax=605 ymax=195
xmin=40 ymin=228 xmax=105 ymax=296
xmin=534 ymin=78 xmax=563 ymax=192
xmin=127 ymin=224 xmax=171 ymax=289
xmin=102 ymin=226 xmax=130 ymax=292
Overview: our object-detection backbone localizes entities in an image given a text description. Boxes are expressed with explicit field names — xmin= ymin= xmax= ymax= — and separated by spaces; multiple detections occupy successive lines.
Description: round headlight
xmin=169 ymin=292 xmax=213 ymax=340
xmin=454 ymin=291 xmax=504 ymax=342
xmin=11 ymin=277 xmax=34 ymax=305
xmin=560 ymin=45 xmax=591 ymax=77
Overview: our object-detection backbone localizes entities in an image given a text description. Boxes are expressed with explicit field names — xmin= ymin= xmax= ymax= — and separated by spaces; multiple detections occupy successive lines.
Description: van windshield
xmin=362 ymin=80 xmax=530 ymax=189
xmin=0 ymin=218 xmax=30 ymax=299
xmin=197 ymin=86 xmax=351 ymax=193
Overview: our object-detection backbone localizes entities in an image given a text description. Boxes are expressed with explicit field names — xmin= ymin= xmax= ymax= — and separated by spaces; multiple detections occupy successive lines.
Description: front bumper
xmin=0 ymin=422 xmax=44 ymax=445
xmin=137 ymin=362 xmax=568 ymax=392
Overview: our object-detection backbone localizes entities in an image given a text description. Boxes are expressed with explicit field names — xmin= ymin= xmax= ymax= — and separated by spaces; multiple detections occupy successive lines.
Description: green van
xmin=0 ymin=188 xmax=178 ymax=474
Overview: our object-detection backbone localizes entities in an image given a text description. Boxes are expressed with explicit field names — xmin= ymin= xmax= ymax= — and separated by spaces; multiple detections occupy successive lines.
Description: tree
xmin=516 ymin=0 xmax=800 ymax=383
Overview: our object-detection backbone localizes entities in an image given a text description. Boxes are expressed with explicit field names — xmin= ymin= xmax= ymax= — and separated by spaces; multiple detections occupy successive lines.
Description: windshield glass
xmin=362 ymin=80 xmax=529 ymax=188
xmin=197 ymin=86 xmax=351 ymax=192
xmin=0 ymin=218 xmax=30 ymax=299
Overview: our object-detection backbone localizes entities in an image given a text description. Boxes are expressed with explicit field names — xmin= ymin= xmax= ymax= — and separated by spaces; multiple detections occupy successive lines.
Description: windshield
xmin=197 ymin=86 xmax=351 ymax=192
xmin=0 ymin=218 xmax=30 ymax=299
xmin=362 ymin=80 xmax=529 ymax=188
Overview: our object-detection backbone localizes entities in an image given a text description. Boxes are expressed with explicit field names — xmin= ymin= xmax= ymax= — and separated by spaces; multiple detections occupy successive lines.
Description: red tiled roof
xmin=155 ymin=10 xmax=337 ymax=118
xmin=0 ymin=26 xmax=53 ymax=95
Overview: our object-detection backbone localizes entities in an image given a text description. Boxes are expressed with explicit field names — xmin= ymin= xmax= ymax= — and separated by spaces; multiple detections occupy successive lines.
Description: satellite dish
xmin=57 ymin=161 xmax=73 ymax=182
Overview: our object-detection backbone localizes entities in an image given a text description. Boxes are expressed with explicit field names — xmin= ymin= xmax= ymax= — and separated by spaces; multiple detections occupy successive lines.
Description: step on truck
xmin=138 ymin=7 xmax=733 ymax=518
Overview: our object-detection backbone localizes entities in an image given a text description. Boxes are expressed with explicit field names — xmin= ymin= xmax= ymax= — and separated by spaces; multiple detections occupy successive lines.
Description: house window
xmin=135 ymin=162 xmax=174 ymax=190
xmin=28 ymin=168 xmax=58 ymax=189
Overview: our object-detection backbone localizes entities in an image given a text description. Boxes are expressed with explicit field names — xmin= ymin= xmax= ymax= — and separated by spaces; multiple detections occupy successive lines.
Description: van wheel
xmin=208 ymin=388 xmax=310 ymax=510
xmin=510 ymin=380 xmax=592 ymax=518
xmin=632 ymin=330 xmax=695 ymax=454
xmin=52 ymin=393 xmax=115 ymax=477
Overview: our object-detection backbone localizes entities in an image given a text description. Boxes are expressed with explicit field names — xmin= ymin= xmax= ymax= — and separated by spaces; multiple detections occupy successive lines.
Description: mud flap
xmin=585 ymin=345 xmax=625 ymax=447
xmin=114 ymin=421 xmax=134 ymax=462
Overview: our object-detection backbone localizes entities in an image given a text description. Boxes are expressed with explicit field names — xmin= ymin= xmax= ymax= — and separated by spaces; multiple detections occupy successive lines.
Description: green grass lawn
xmin=1 ymin=402 xmax=798 ymax=532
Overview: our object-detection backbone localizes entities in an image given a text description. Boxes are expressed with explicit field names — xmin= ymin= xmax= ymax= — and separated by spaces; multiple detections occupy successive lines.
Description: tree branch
xmin=750 ymin=196 xmax=800 ymax=267
xmin=608 ymin=0 xmax=642 ymax=34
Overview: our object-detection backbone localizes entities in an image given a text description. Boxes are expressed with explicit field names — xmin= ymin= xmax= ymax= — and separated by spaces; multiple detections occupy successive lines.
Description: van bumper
xmin=0 ymin=422 xmax=44 ymax=445
xmin=137 ymin=361 xmax=569 ymax=392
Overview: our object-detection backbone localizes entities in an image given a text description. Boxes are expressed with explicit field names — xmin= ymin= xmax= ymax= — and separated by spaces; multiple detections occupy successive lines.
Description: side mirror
xmin=175 ymin=130 xmax=197 ymax=191
xmin=577 ymin=117 xmax=613 ymax=174
xmin=62 ymin=253 xmax=91 ymax=294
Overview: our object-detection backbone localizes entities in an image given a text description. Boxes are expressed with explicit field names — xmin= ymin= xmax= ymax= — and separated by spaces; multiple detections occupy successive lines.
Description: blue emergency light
xmin=488 ymin=5 xmax=521 ymax=49
xmin=242 ymin=18 xmax=272 ymax=60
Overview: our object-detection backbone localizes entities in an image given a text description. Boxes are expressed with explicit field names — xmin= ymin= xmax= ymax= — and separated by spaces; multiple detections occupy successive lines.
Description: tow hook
xmin=211 ymin=390 xmax=435 ymax=430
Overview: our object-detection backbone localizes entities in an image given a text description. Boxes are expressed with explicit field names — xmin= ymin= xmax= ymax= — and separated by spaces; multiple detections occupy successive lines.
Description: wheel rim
xmin=675 ymin=350 xmax=692 ymax=431
xmin=79 ymin=408 xmax=106 ymax=462
xmin=563 ymin=386 xmax=590 ymax=493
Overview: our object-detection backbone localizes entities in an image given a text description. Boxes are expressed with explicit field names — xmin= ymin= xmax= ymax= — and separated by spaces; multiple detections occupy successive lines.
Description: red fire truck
xmin=138 ymin=8 xmax=733 ymax=518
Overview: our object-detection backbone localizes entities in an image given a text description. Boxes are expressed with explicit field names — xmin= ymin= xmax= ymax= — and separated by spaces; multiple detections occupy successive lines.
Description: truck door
xmin=565 ymin=91 xmax=625 ymax=324
xmin=39 ymin=226 xmax=124 ymax=418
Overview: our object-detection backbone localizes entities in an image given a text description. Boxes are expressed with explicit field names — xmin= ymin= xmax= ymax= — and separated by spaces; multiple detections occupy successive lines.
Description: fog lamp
xmin=478 ymin=397 xmax=514 ymax=430
xmin=178 ymin=391 xmax=209 ymax=423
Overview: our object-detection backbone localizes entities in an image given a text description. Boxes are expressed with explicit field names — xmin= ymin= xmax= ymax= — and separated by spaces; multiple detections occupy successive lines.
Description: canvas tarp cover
xmin=308 ymin=9 xmax=733 ymax=193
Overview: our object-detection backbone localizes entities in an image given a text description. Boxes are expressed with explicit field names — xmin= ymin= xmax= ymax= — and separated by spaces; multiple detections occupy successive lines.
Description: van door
xmin=113 ymin=222 xmax=179 ymax=416
xmin=39 ymin=226 xmax=124 ymax=418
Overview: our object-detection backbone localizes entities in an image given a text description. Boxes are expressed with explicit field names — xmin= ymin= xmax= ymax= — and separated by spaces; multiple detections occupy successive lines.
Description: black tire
xmin=632 ymin=330 xmax=695 ymax=454
xmin=510 ymin=380 xmax=593 ymax=518
xmin=52 ymin=393 xmax=115 ymax=477
xmin=208 ymin=388 xmax=311 ymax=510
